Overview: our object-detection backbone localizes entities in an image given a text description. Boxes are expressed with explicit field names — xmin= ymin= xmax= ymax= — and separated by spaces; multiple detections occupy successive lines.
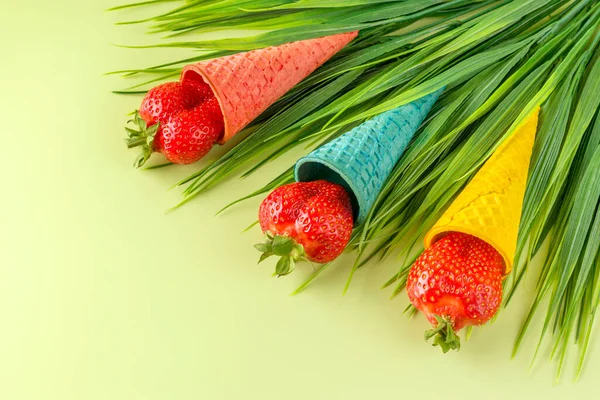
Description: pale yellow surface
xmin=1 ymin=1 xmax=598 ymax=399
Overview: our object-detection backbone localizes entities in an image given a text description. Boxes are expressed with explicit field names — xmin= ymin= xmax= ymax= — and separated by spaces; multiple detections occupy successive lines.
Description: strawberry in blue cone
xmin=256 ymin=90 xmax=443 ymax=275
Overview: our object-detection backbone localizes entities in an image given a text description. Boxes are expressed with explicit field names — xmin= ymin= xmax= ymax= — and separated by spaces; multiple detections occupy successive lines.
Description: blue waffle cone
xmin=295 ymin=89 xmax=443 ymax=224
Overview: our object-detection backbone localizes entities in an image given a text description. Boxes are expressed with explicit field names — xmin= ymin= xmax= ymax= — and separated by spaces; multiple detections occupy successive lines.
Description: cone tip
xmin=528 ymin=105 xmax=541 ymax=123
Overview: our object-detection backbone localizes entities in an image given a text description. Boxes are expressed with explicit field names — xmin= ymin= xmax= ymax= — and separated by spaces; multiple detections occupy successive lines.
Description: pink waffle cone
xmin=180 ymin=32 xmax=358 ymax=144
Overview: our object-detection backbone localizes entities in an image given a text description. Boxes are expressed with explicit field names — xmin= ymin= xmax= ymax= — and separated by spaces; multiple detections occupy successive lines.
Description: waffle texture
xmin=295 ymin=89 xmax=443 ymax=225
xmin=425 ymin=107 xmax=541 ymax=275
xmin=181 ymin=32 xmax=358 ymax=144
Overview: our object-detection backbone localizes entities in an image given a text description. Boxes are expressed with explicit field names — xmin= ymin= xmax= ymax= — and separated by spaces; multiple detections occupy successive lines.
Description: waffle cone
xmin=424 ymin=107 xmax=541 ymax=275
xmin=295 ymin=90 xmax=442 ymax=224
xmin=181 ymin=32 xmax=358 ymax=144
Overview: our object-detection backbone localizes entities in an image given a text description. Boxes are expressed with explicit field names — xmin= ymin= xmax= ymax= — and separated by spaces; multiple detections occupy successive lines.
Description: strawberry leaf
xmin=275 ymin=257 xmax=292 ymax=276
xmin=258 ymin=252 xmax=274 ymax=264
xmin=272 ymin=236 xmax=294 ymax=256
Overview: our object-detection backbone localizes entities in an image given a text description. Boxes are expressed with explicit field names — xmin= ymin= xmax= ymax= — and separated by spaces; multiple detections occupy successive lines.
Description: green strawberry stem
xmin=254 ymin=233 xmax=308 ymax=277
xmin=124 ymin=110 xmax=159 ymax=169
xmin=424 ymin=315 xmax=461 ymax=354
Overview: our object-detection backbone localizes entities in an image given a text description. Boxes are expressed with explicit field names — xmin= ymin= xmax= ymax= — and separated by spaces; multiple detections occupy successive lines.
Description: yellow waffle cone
xmin=424 ymin=107 xmax=541 ymax=275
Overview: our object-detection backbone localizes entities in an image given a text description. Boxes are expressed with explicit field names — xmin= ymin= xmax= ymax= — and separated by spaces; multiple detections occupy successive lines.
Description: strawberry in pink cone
xmin=138 ymin=80 xmax=212 ymax=126
xmin=125 ymin=79 xmax=224 ymax=168
xmin=153 ymin=97 xmax=224 ymax=165
xmin=406 ymin=232 xmax=504 ymax=352
xmin=256 ymin=181 xmax=354 ymax=276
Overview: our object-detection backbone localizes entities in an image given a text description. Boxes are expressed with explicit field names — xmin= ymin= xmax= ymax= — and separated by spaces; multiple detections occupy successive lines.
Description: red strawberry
xmin=256 ymin=180 xmax=354 ymax=276
xmin=155 ymin=97 xmax=224 ymax=165
xmin=125 ymin=80 xmax=223 ymax=168
xmin=406 ymin=232 xmax=504 ymax=352
xmin=182 ymin=74 xmax=216 ymax=101
xmin=138 ymin=82 xmax=207 ymax=126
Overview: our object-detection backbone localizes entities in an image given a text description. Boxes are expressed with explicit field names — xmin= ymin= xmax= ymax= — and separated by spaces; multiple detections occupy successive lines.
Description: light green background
xmin=1 ymin=1 xmax=598 ymax=399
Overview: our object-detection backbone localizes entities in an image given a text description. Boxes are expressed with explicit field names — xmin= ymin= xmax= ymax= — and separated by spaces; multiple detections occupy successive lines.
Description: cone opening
xmin=296 ymin=161 xmax=360 ymax=222
xmin=426 ymin=230 xmax=510 ymax=276
xmin=181 ymin=68 xmax=227 ymax=144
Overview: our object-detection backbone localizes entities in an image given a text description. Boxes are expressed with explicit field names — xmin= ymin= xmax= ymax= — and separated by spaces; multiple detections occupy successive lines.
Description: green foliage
xmin=111 ymin=0 xmax=600 ymax=380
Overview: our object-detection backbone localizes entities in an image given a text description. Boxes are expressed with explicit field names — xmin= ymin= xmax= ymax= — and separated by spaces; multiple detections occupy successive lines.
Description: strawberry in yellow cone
xmin=406 ymin=107 xmax=541 ymax=352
